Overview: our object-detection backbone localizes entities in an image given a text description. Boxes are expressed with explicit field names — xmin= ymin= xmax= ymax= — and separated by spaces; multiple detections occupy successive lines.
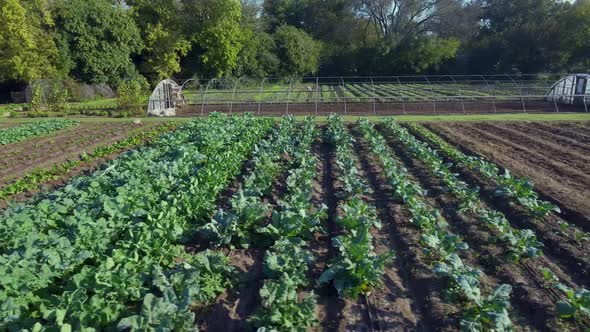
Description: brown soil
xmin=347 ymin=125 xmax=421 ymax=331
xmin=351 ymin=125 xmax=458 ymax=331
xmin=426 ymin=122 xmax=590 ymax=231
xmin=0 ymin=122 xmax=158 ymax=186
xmin=378 ymin=124 xmax=583 ymax=331
xmin=311 ymin=128 xmax=346 ymax=331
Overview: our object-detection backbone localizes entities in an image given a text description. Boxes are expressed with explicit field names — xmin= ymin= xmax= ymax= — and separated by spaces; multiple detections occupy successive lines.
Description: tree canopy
xmin=0 ymin=0 xmax=588 ymax=86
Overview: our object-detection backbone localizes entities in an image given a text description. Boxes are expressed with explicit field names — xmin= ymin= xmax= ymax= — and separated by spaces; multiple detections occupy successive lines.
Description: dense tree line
xmin=0 ymin=0 xmax=588 ymax=87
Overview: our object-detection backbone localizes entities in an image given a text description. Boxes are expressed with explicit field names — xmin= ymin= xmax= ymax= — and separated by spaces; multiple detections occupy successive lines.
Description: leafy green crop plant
xmin=383 ymin=119 xmax=542 ymax=263
xmin=0 ymin=119 xmax=78 ymax=145
xmin=249 ymin=117 xmax=325 ymax=331
xmin=405 ymin=123 xmax=560 ymax=218
xmin=199 ymin=116 xmax=300 ymax=248
xmin=319 ymin=114 xmax=392 ymax=300
xmin=0 ymin=113 xmax=273 ymax=330
xmin=359 ymin=119 xmax=513 ymax=331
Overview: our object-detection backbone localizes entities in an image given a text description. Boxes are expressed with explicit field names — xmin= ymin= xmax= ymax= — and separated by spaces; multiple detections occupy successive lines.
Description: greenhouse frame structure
xmin=151 ymin=74 xmax=590 ymax=116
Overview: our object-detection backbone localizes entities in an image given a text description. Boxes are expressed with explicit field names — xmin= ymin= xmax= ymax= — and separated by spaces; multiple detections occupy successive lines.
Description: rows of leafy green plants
xmin=319 ymin=114 xmax=391 ymax=299
xmin=358 ymin=119 xmax=514 ymax=331
xmin=0 ymin=122 xmax=178 ymax=200
xmin=199 ymin=115 xmax=299 ymax=248
xmin=405 ymin=123 xmax=560 ymax=218
xmin=0 ymin=119 xmax=78 ymax=145
xmin=382 ymin=119 xmax=543 ymax=262
xmin=248 ymin=117 xmax=327 ymax=330
xmin=394 ymin=121 xmax=589 ymax=328
xmin=0 ymin=113 xmax=273 ymax=330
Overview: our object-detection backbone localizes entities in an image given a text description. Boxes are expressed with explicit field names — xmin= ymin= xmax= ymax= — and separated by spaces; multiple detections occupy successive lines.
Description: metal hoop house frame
xmin=152 ymin=74 xmax=589 ymax=116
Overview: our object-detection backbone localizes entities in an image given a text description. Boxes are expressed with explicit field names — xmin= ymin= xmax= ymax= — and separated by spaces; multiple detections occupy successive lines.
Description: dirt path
xmin=524 ymin=122 xmax=590 ymax=146
xmin=312 ymin=128 xmax=346 ymax=331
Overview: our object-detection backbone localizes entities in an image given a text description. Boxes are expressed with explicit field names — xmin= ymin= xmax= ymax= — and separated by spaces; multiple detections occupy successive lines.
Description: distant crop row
xmin=0 ymin=119 xmax=78 ymax=145
xmin=186 ymin=82 xmax=524 ymax=104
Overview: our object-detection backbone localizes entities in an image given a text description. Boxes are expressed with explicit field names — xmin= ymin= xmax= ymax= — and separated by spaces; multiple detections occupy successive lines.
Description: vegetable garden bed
xmin=0 ymin=114 xmax=588 ymax=331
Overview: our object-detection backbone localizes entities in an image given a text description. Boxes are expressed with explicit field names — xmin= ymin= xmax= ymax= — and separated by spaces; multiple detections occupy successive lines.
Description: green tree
xmin=55 ymin=0 xmax=143 ymax=85
xmin=235 ymin=30 xmax=280 ymax=77
xmin=0 ymin=0 xmax=58 ymax=81
xmin=127 ymin=0 xmax=191 ymax=82
xmin=191 ymin=0 xmax=244 ymax=77
xmin=473 ymin=0 xmax=567 ymax=73
xmin=559 ymin=0 xmax=590 ymax=72
xmin=274 ymin=25 xmax=322 ymax=77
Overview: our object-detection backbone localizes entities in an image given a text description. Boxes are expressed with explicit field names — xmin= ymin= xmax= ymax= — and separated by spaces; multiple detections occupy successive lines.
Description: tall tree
xmin=473 ymin=0 xmax=567 ymax=73
xmin=0 ymin=0 xmax=58 ymax=82
xmin=274 ymin=25 xmax=322 ymax=77
xmin=356 ymin=0 xmax=455 ymax=46
xmin=127 ymin=0 xmax=190 ymax=82
xmin=184 ymin=0 xmax=245 ymax=77
xmin=55 ymin=0 xmax=143 ymax=85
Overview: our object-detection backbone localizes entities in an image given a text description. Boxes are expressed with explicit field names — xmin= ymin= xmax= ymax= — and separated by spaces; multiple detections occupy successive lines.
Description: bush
xmin=48 ymin=81 xmax=70 ymax=113
xmin=29 ymin=82 xmax=44 ymax=112
xmin=117 ymin=78 xmax=148 ymax=116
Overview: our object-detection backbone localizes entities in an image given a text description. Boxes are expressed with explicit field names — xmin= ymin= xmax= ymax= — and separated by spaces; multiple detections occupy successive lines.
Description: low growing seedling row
xmin=359 ymin=119 xmax=514 ymax=331
xmin=319 ymin=114 xmax=391 ymax=299
xmin=406 ymin=123 xmax=560 ymax=218
xmin=0 ymin=119 xmax=78 ymax=145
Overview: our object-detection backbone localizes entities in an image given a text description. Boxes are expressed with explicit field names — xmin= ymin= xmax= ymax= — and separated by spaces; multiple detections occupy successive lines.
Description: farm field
xmin=0 ymin=114 xmax=589 ymax=331
xmin=0 ymin=120 xmax=177 ymax=206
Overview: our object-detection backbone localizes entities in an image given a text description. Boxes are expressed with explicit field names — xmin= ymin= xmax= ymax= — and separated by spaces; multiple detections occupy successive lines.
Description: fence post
xmin=424 ymin=76 xmax=436 ymax=115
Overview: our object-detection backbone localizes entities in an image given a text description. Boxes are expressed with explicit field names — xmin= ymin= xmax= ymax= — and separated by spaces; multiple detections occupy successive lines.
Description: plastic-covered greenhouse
xmin=147 ymin=74 xmax=589 ymax=116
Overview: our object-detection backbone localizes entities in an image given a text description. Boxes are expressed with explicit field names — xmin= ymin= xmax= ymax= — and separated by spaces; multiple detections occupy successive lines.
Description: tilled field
xmin=425 ymin=121 xmax=590 ymax=231
xmin=197 ymin=119 xmax=590 ymax=332
xmin=0 ymin=115 xmax=588 ymax=331
xmin=0 ymin=121 xmax=168 ymax=206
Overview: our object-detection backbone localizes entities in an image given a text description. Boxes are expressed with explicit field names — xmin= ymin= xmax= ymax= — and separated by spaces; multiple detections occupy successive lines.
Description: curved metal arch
xmin=229 ymin=77 xmax=244 ymax=115
xmin=539 ymin=76 xmax=559 ymax=113
xmin=369 ymin=77 xmax=377 ymax=115
xmin=285 ymin=76 xmax=295 ymax=115
xmin=423 ymin=76 xmax=436 ymax=115
xmin=479 ymin=75 xmax=497 ymax=113
xmin=394 ymin=76 xmax=406 ymax=115
xmin=447 ymin=75 xmax=466 ymax=114
xmin=201 ymin=78 xmax=219 ymax=116
xmin=504 ymin=74 xmax=526 ymax=113
xmin=179 ymin=78 xmax=202 ymax=104
xmin=257 ymin=78 xmax=268 ymax=116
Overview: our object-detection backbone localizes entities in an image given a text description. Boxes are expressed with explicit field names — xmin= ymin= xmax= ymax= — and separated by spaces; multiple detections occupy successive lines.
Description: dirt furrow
xmin=312 ymin=130 xmax=345 ymax=331
xmin=426 ymin=123 xmax=590 ymax=220
xmin=506 ymin=122 xmax=590 ymax=154
xmin=379 ymin=126 xmax=572 ymax=331
xmin=474 ymin=122 xmax=590 ymax=171
xmin=351 ymin=125 xmax=455 ymax=331
xmin=526 ymin=122 xmax=590 ymax=145
xmin=0 ymin=122 xmax=156 ymax=184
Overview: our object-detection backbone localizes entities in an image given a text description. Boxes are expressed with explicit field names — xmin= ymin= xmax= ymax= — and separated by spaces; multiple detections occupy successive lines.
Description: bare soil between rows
xmin=426 ymin=121 xmax=590 ymax=231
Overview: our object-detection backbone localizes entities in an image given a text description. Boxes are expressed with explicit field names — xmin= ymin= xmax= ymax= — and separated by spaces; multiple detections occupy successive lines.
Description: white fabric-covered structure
xmin=147 ymin=79 xmax=185 ymax=116
xmin=547 ymin=74 xmax=589 ymax=110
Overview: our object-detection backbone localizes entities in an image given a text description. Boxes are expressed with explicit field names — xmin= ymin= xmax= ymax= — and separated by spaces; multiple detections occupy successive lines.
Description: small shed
xmin=147 ymin=79 xmax=185 ymax=116
xmin=547 ymin=74 xmax=589 ymax=111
